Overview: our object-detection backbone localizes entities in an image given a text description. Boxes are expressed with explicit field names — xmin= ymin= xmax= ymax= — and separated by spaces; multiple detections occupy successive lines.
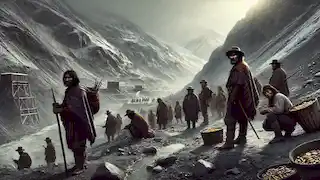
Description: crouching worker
xmin=13 ymin=146 xmax=32 ymax=170
xmin=260 ymin=84 xmax=296 ymax=144
xmin=124 ymin=109 xmax=155 ymax=139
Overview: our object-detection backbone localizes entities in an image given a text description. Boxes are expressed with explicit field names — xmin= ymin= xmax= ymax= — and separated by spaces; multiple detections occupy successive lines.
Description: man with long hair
xmin=260 ymin=84 xmax=296 ymax=144
xmin=219 ymin=46 xmax=259 ymax=150
xmin=52 ymin=70 xmax=96 ymax=175
xmin=269 ymin=60 xmax=290 ymax=97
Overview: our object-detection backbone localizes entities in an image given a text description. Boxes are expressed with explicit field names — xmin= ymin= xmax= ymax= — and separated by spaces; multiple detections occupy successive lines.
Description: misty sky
xmin=67 ymin=0 xmax=257 ymax=44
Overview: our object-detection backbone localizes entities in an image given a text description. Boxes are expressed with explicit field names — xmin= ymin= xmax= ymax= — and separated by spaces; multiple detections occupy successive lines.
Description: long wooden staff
xmin=51 ymin=88 xmax=68 ymax=176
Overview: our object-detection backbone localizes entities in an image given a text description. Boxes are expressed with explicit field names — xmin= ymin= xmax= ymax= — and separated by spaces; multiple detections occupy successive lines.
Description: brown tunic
xmin=45 ymin=143 xmax=56 ymax=163
xmin=183 ymin=93 xmax=200 ymax=121
xmin=226 ymin=61 xmax=259 ymax=121
xmin=269 ymin=68 xmax=290 ymax=96
xmin=174 ymin=104 xmax=182 ymax=119
xmin=60 ymin=86 xmax=96 ymax=150
xmin=199 ymin=87 xmax=212 ymax=106
xmin=156 ymin=102 xmax=168 ymax=125
xmin=105 ymin=114 xmax=117 ymax=136
xmin=14 ymin=152 xmax=32 ymax=170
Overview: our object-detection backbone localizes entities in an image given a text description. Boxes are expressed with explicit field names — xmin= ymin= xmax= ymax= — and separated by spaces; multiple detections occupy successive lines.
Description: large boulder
xmin=91 ymin=162 xmax=125 ymax=180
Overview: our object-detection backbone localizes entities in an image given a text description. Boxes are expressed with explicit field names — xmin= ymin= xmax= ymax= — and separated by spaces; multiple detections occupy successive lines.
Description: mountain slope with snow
xmin=184 ymin=30 xmax=224 ymax=60
xmin=188 ymin=0 xmax=320 ymax=95
xmin=0 ymin=0 xmax=204 ymax=142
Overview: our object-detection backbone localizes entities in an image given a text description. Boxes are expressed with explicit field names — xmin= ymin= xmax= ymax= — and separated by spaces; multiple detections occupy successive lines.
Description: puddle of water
xmin=125 ymin=143 xmax=185 ymax=180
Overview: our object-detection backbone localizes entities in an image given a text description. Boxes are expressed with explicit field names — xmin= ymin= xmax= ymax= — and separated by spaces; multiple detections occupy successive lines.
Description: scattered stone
xmin=193 ymin=159 xmax=216 ymax=177
xmin=118 ymin=152 xmax=125 ymax=156
xmin=155 ymin=156 xmax=177 ymax=167
xmin=146 ymin=165 xmax=155 ymax=172
xmin=118 ymin=148 xmax=125 ymax=152
xmin=154 ymin=138 xmax=162 ymax=142
xmin=315 ymin=72 xmax=320 ymax=78
xmin=152 ymin=166 xmax=163 ymax=173
xmin=91 ymin=162 xmax=125 ymax=180
xmin=224 ymin=167 xmax=241 ymax=175
xmin=142 ymin=147 xmax=157 ymax=155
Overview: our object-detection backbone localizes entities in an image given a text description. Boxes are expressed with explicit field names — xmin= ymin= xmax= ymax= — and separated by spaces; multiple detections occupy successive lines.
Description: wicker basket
xmin=200 ymin=128 xmax=223 ymax=146
xmin=290 ymin=99 xmax=320 ymax=133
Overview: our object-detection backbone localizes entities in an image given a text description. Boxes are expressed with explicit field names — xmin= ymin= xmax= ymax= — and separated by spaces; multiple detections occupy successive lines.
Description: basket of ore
xmin=257 ymin=163 xmax=300 ymax=180
xmin=289 ymin=139 xmax=320 ymax=180
xmin=289 ymin=99 xmax=320 ymax=133
xmin=200 ymin=127 xmax=223 ymax=146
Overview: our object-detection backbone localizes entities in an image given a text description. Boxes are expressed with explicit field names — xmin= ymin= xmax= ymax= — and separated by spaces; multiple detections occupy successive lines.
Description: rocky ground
xmin=1 ymin=114 xmax=320 ymax=180
xmin=0 ymin=79 xmax=320 ymax=180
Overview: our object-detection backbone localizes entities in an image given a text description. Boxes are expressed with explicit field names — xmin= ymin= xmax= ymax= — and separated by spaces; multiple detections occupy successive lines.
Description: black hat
xmin=125 ymin=109 xmax=134 ymax=116
xmin=226 ymin=46 xmax=245 ymax=57
xmin=16 ymin=146 xmax=24 ymax=152
xmin=270 ymin=60 xmax=281 ymax=65
xmin=186 ymin=86 xmax=194 ymax=91
xmin=45 ymin=137 xmax=51 ymax=142
xmin=200 ymin=80 xmax=207 ymax=84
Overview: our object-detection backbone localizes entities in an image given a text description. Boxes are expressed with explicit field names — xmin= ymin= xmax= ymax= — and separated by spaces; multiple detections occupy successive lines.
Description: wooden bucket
xmin=201 ymin=128 xmax=223 ymax=146
xmin=290 ymin=99 xmax=320 ymax=133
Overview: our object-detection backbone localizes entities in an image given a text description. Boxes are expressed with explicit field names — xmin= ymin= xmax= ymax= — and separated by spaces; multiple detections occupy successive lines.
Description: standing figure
xmin=216 ymin=86 xmax=227 ymax=118
xmin=260 ymin=85 xmax=296 ymax=144
xmin=269 ymin=60 xmax=290 ymax=97
xmin=44 ymin=137 xmax=56 ymax=172
xmin=156 ymin=98 xmax=168 ymax=129
xmin=168 ymin=105 xmax=173 ymax=124
xmin=103 ymin=110 xmax=118 ymax=142
xmin=13 ymin=147 xmax=32 ymax=170
xmin=174 ymin=101 xmax=183 ymax=123
xmin=52 ymin=70 xmax=96 ymax=175
xmin=199 ymin=80 xmax=212 ymax=124
xmin=183 ymin=87 xmax=200 ymax=129
xmin=124 ymin=110 xmax=154 ymax=139
xmin=219 ymin=47 xmax=259 ymax=150
xmin=210 ymin=92 xmax=217 ymax=117
xmin=116 ymin=114 xmax=123 ymax=136
xmin=148 ymin=110 xmax=156 ymax=129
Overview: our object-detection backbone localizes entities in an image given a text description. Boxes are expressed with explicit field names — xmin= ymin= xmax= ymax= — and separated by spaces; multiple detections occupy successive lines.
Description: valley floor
xmin=1 ymin=116 xmax=319 ymax=180
xmin=1 ymin=86 xmax=319 ymax=180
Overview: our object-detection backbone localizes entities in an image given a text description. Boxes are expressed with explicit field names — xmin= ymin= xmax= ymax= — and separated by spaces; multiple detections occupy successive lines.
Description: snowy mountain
xmin=187 ymin=0 xmax=320 ymax=98
xmin=184 ymin=30 xmax=224 ymax=60
xmin=0 ymin=0 xmax=204 ymax=142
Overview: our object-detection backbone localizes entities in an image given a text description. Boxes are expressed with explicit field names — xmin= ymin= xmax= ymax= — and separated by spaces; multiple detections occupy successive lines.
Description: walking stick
xmin=239 ymin=101 xmax=260 ymax=139
xmin=51 ymin=88 xmax=68 ymax=176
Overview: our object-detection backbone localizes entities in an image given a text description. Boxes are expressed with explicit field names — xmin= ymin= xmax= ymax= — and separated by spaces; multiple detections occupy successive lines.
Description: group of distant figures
xmin=12 ymin=47 xmax=296 ymax=174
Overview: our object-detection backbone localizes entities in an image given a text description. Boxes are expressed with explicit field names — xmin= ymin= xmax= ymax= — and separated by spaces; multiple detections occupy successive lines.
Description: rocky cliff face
xmin=189 ymin=0 xmax=320 ymax=96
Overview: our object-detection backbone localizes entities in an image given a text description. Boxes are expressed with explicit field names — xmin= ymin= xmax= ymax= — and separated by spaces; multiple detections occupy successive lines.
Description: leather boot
xmin=186 ymin=120 xmax=191 ymax=129
xmin=234 ymin=121 xmax=248 ymax=145
xmin=218 ymin=124 xmax=235 ymax=150
xmin=269 ymin=121 xmax=284 ymax=144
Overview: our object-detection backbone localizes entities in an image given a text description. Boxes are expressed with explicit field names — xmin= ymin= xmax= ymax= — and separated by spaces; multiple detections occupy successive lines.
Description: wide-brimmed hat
xmin=200 ymin=80 xmax=207 ymax=84
xmin=270 ymin=59 xmax=281 ymax=65
xmin=45 ymin=137 xmax=51 ymax=142
xmin=186 ymin=86 xmax=194 ymax=91
xmin=226 ymin=46 xmax=245 ymax=57
xmin=125 ymin=109 xmax=134 ymax=116
xmin=16 ymin=146 xmax=24 ymax=152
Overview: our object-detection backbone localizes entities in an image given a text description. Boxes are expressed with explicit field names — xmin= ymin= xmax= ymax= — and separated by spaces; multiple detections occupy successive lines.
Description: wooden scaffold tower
xmin=0 ymin=73 xmax=39 ymax=126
